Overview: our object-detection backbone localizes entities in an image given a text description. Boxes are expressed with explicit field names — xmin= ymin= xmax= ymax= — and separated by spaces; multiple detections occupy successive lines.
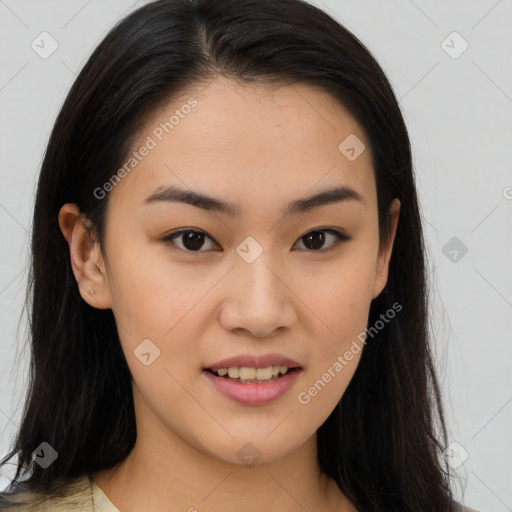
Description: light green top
xmin=1 ymin=473 xmax=480 ymax=511
xmin=1 ymin=473 xmax=119 ymax=511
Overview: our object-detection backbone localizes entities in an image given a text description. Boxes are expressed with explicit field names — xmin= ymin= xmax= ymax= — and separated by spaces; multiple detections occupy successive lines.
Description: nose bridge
xmin=235 ymin=241 xmax=282 ymax=306
xmin=220 ymin=238 xmax=295 ymax=336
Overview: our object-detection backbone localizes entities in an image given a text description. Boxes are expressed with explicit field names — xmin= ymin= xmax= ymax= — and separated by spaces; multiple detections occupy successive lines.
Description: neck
xmin=91 ymin=386 xmax=354 ymax=512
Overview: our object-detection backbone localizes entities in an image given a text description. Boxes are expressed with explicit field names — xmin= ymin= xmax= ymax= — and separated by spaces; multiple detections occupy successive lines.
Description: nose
xmin=218 ymin=254 xmax=297 ymax=338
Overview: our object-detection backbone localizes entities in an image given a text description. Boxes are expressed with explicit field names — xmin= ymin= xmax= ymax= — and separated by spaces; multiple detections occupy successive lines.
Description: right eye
xmin=162 ymin=229 xmax=220 ymax=253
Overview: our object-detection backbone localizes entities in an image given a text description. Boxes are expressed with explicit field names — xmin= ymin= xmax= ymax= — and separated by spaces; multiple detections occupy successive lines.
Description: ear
xmin=58 ymin=203 xmax=111 ymax=309
xmin=371 ymin=198 xmax=401 ymax=300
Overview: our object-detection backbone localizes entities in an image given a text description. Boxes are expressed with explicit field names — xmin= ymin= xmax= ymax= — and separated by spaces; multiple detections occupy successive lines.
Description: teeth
xmin=256 ymin=367 xmax=273 ymax=380
xmin=227 ymin=367 xmax=239 ymax=379
xmin=213 ymin=365 xmax=290 ymax=381
xmin=239 ymin=367 xmax=256 ymax=379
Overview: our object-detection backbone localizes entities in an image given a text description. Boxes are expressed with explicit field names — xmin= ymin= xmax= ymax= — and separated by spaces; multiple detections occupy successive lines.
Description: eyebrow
xmin=143 ymin=184 xmax=364 ymax=217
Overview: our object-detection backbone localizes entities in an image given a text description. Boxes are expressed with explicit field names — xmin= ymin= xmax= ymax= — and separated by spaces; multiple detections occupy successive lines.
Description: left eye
xmin=293 ymin=228 xmax=351 ymax=251
xmin=163 ymin=228 xmax=350 ymax=253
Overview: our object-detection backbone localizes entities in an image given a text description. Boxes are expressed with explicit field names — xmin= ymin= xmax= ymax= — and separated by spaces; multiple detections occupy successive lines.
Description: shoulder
xmin=0 ymin=473 xmax=94 ymax=511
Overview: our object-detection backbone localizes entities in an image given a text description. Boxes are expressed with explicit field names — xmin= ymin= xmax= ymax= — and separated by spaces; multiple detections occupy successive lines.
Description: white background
xmin=0 ymin=1 xmax=511 ymax=510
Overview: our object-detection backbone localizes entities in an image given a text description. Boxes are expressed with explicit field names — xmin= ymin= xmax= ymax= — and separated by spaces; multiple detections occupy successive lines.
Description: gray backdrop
xmin=0 ymin=1 xmax=511 ymax=510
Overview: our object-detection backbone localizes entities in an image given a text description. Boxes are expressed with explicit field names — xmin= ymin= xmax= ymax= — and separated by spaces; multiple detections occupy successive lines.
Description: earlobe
xmin=371 ymin=198 xmax=401 ymax=299
xmin=58 ymin=203 xmax=111 ymax=309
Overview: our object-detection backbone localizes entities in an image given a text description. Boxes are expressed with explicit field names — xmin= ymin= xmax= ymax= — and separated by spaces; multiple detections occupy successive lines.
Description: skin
xmin=58 ymin=76 xmax=400 ymax=512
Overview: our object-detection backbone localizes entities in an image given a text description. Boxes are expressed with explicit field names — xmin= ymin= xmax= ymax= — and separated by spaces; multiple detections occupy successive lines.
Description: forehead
xmin=108 ymin=76 xmax=376 ymax=213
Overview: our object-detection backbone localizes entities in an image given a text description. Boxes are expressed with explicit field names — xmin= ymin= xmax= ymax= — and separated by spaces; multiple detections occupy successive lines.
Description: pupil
xmin=303 ymin=231 xmax=325 ymax=250
xmin=183 ymin=232 xmax=204 ymax=251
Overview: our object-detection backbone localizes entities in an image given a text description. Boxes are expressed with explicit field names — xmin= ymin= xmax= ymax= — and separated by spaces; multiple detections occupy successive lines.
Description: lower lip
xmin=203 ymin=369 xmax=301 ymax=405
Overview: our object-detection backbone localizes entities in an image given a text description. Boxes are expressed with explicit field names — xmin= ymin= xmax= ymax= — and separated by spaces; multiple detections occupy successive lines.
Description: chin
xmin=194 ymin=429 xmax=310 ymax=468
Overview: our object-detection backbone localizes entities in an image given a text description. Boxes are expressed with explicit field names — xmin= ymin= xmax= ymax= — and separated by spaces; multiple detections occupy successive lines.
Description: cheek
xmin=296 ymin=251 xmax=375 ymax=399
xmin=104 ymin=237 xmax=220 ymax=387
xmin=294 ymin=296 xmax=367 ymax=419
xmin=300 ymin=251 xmax=376 ymax=341
xmin=105 ymin=235 xmax=201 ymax=335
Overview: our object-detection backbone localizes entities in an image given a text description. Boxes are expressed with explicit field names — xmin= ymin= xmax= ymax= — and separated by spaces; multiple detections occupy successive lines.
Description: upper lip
xmin=204 ymin=353 xmax=302 ymax=371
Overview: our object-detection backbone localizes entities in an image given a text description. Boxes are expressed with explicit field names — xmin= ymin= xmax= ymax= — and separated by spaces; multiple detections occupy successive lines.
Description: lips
xmin=204 ymin=353 xmax=302 ymax=371
xmin=203 ymin=367 xmax=302 ymax=405
xmin=202 ymin=353 xmax=303 ymax=405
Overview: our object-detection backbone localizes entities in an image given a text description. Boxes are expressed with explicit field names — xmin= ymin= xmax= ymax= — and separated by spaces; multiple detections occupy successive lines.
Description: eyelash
xmin=162 ymin=227 xmax=351 ymax=254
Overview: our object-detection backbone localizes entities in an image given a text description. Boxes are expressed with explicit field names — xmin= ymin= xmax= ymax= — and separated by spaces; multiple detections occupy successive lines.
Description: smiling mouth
xmin=205 ymin=366 xmax=300 ymax=384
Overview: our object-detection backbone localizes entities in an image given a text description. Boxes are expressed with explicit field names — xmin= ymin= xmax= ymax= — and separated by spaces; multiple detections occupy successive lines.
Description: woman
xmin=0 ymin=0 xmax=479 ymax=510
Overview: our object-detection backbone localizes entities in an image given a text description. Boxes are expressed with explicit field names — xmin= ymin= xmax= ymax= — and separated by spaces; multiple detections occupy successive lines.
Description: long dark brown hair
xmin=0 ymin=0 xmax=461 ymax=510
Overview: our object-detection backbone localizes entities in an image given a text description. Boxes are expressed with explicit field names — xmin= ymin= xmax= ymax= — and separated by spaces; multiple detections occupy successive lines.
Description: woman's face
xmin=81 ymin=76 xmax=399 ymax=465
